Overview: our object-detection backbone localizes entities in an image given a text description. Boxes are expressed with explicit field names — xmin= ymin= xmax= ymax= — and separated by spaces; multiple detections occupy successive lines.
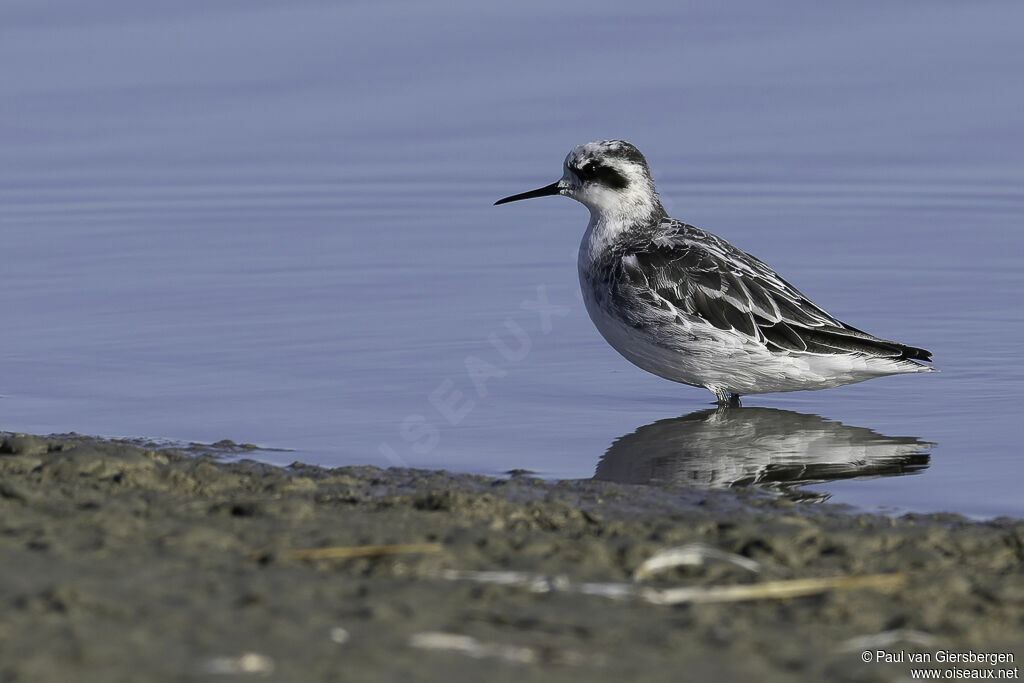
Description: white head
xmin=495 ymin=140 xmax=664 ymax=227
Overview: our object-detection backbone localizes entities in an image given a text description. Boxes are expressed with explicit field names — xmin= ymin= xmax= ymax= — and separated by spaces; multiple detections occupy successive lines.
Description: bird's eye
xmin=577 ymin=162 xmax=598 ymax=180
xmin=576 ymin=160 xmax=630 ymax=190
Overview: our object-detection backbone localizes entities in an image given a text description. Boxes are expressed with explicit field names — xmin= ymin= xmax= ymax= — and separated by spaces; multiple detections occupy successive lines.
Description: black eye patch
xmin=575 ymin=161 xmax=629 ymax=190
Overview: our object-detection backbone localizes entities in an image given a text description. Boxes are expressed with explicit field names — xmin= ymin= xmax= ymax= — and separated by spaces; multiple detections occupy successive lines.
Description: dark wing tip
xmin=898 ymin=344 xmax=933 ymax=362
xmin=837 ymin=324 xmax=933 ymax=362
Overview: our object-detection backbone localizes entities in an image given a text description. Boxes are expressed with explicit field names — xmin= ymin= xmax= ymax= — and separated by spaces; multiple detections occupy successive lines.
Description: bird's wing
xmin=611 ymin=220 xmax=932 ymax=361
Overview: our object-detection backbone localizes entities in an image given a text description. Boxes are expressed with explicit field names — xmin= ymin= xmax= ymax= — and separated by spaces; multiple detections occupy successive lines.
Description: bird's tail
xmin=803 ymin=324 xmax=934 ymax=365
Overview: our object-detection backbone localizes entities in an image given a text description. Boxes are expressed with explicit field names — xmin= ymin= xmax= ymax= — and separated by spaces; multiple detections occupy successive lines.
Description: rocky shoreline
xmin=0 ymin=432 xmax=1021 ymax=682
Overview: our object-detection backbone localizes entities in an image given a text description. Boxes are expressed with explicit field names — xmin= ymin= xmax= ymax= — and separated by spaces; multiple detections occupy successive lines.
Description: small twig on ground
xmin=640 ymin=573 xmax=906 ymax=605
xmin=430 ymin=568 xmax=905 ymax=606
xmin=284 ymin=542 xmax=443 ymax=560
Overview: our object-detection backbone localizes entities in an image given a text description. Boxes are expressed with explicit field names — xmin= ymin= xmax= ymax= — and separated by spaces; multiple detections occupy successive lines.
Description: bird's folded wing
xmin=613 ymin=221 xmax=931 ymax=362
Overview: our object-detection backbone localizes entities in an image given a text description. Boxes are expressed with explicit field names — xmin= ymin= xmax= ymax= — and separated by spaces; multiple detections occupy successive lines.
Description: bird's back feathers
xmin=602 ymin=218 xmax=932 ymax=364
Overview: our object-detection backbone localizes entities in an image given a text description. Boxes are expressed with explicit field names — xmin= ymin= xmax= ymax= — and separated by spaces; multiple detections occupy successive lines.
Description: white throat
xmin=576 ymin=181 xmax=663 ymax=265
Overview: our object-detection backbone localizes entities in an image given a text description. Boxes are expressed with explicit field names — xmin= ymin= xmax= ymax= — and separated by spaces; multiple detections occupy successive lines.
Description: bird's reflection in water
xmin=594 ymin=408 xmax=933 ymax=502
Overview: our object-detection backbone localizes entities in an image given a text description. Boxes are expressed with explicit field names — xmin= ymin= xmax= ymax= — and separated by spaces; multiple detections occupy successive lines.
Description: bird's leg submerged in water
xmin=711 ymin=387 xmax=742 ymax=407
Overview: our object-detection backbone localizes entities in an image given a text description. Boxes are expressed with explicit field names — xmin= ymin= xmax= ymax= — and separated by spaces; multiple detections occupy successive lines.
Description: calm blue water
xmin=2 ymin=1 xmax=1022 ymax=518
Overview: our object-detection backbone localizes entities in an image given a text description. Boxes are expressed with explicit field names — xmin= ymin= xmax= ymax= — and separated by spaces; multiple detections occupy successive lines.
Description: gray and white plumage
xmin=495 ymin=140 xmax=934 ymax=404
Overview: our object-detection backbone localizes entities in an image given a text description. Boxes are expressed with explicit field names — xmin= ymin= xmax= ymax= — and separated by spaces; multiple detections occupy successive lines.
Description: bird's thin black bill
xmin=494 ymin=181 xmax=561 ymax=205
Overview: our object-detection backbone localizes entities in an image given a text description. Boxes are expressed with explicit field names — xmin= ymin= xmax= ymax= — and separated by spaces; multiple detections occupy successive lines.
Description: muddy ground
xmin=0 ymin=432 xmax=1021 ymax=682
